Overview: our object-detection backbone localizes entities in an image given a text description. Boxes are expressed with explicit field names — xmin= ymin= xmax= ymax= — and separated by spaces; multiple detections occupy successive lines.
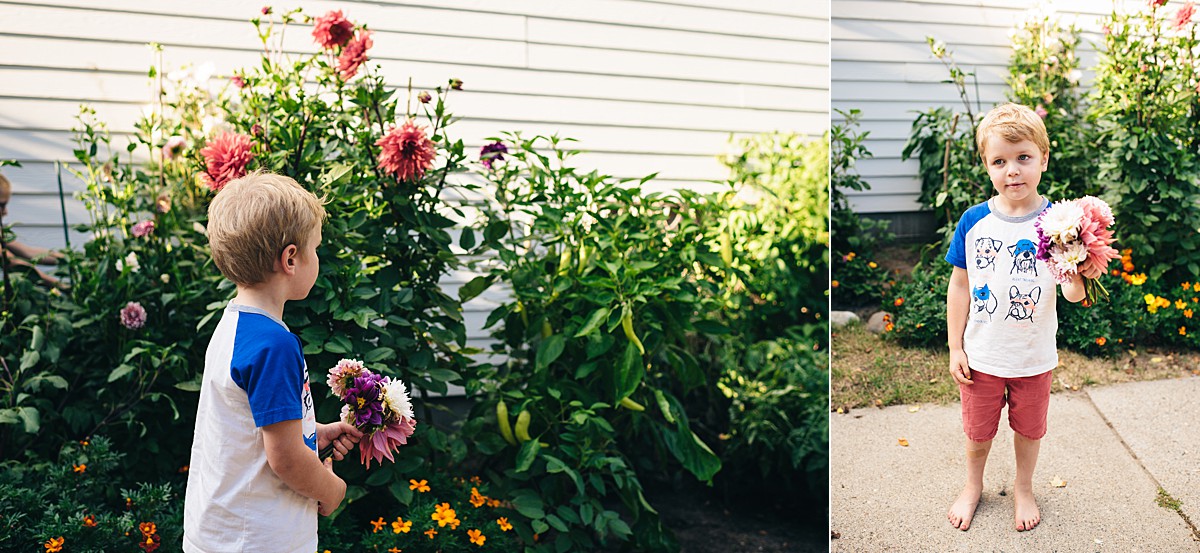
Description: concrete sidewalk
xmin=830 ymin=376 xmax=1200 ymax=552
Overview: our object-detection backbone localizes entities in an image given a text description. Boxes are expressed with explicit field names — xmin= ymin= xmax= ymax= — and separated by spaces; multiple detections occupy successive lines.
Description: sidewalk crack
xmin=1083 ymin=390 xmax=1200 ymax=541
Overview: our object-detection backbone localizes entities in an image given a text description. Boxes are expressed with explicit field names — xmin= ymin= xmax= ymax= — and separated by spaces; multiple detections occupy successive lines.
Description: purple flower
xmin=162 ymin=136 xmax=186 ymax=160
xmin=449 ymin=78 xmax=463 ymax=91
xmin=132 ymin=220 xmax=155 ymax=238
xmin=120 ymin=301 xmax=147 ymax=330
xmin=480 ymin=142 xmax=508 ymax=169
xmin=418 ymin=91 xmax=432 ymax=104
xmin=346 ymin=372 xmax=385 ymax=428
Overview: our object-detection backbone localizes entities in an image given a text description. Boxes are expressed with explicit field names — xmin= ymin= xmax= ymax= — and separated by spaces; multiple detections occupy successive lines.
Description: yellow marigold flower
xmin=44 ymin=537 xmax=64 ymax=552
xmin=1193 ymin=282 xmax=1200 ymax=292
xmin=894 ymin=298 xmax=904 ymax=307
xmin=469 ymin=487 xmax=487 ymax=508
xmin=1145 ymin=294 xmax=1157 ymax=305
xmin=488 ymin=498 xmax=502 ymax=508
xmin=82 ymin=514 xmax=97 ymax=527
xmin=79 ymin=439 xmax=89 ymax=447
xmin=1186 ymin=309 xmax=1193 ymax=319
xmin=868 ymin=261 xmax=878 ymax=269
xmin=138 ymin=522 xmax=156 ymax=537
xmin=432 ymin=504 xmax=459 ymax=528
xmin=831 ymin=280 xmax=839 ymax=288
xmin=388 ymin=548 xmax=400 ymax=553
xmin=470 ymin=475 xmax=482 ymax=485
xmin=497 ymin=517 xmax=513 ymax=531
xmin=73 ymin=464 xmax=86 ymax=474
xmin=1181 ymin=326 xmax=1188 ymax=336
xmin=847 ymin=252 xmax=857 ymax=260
xmin=1159 ymin=297 xmax=1171 ymax=308
xmin=370 ymin=516 xmax=387 ymax=533
xmin=425 ymin=528 xmax=438 ymax=539
xmin=885 ymin=323 xmax=894 ymax=332
xmin=1177 ymin=300 xmax=1188 ymax=310
xmin=468 ymin=529 xmax=487 ymax=546
xmin=409 ymin=479 xmax=431 ymax=493
xmin=1130 ymin=273 xmax=1147 ymax=286
xmin=1184 ymin=282 xmax=1192 ymax=290
xmin=392 ymin=517 xmax=411 ymax=534
xmin=1096 ymin=337 xmax=1106 ymax=346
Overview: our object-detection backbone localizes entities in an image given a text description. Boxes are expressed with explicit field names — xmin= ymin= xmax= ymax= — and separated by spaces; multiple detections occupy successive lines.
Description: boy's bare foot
xmin=1014 ymin=485 xmax=1040 ymax=531
xmin=948 ymin=485 xmax=982 ymax=531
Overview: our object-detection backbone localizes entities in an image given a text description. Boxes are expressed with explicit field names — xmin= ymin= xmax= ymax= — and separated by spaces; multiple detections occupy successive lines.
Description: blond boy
xmin=184 ymin=171 xmax=361 ymax=553
xmin=0 ymin=173 xmax=65 ymax=287
xmin=944 ymin=103 xmax=1102 ymax=532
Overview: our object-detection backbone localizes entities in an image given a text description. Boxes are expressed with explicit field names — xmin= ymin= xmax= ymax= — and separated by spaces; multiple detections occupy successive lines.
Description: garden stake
xmin=55 ymin=162 xmax=77 ymax=288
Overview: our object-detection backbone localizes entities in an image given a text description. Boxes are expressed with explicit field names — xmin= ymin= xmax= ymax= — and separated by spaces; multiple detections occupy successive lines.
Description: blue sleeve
xmin=945 ymin=203 xmax=990 ymax=269
xmin=229 ymin=318 xmax=305 ymax=428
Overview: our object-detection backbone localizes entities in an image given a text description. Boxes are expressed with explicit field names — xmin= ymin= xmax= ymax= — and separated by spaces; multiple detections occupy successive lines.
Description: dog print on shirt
xmin=1009 ymin=239 xmax=1038 ymax=276
xmin=1004 ymin=285 xmax=1041 ymax=322
xmin=972 ymin=284 xmax=999 ymax=320
xmin=974 ymin=237 xmax=1002 ymax=271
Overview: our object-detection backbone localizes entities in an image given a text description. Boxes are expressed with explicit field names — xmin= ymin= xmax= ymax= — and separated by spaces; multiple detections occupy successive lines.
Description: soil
xmin=653 ymin=483 xmax=828 ymax=553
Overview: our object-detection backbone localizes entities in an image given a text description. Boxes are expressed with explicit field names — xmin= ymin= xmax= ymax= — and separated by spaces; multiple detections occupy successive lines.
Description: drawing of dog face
xmin=1009 ymin=239 xmax=1038 ymax=276
xmin=1004 ymin=285 xmax=1041 ymax=322
xmin=974 ymin=238 xmax=1002 ymax=270
xmin=972 ymin=284 xmax=998 ymax=318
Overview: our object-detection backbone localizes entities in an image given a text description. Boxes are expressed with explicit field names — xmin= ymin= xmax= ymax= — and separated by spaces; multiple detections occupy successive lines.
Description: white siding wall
xmin=1 ymin=0 xmax=828 ymax=351
xmin=833 ymin=0 xmax=1129 ymax=214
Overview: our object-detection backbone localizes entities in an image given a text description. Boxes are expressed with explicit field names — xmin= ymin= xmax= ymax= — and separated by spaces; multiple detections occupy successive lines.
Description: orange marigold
xmin=894 ymin=298 xmax=904 ymax=307
xmin=370 ymin=516 xmax=387 ymax=533
xmin=392 ymin=517 xmax=412 ymax=534
xmin=44 ymin=537 xmax=64 ymax=553
xmin=409 ymin=479 xmax=431 ymax=493
xmin=82 ymin=514 xmax=97 ymax=527
xmin=497 ymin=517 xmax=513 ymax=532
xmin=1095 ymin=337 xmax=1107 ymax=346
xmin=468 ymin=529 xmax=487 ymax=546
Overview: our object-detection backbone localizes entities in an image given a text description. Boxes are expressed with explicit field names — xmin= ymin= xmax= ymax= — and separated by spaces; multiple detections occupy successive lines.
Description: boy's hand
xmin=950 ymin=349 xmax=972 ymax=385
xmin=317 ymin=422 xmax=363 ymax=462
xmin=317 ymin=457 xmax=347 ymax=517
xmin=1079 ymin=263 xmax=1104 ymax=280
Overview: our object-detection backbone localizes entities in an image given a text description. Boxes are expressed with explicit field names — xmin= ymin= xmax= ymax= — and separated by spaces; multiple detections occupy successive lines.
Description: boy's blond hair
xmin=975 ymin=103 xmax=1050 ymax=161
xmin=0 ymin=172 xmax=11 ymax=196
xmin=207 ymin=171 xmax=326 ymax=286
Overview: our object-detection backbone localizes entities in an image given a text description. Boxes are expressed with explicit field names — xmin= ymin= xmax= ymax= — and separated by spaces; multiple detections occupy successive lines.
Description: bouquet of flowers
xmin=1034 ymin=196 xmax=1121 ymax=304
xmin=325 ymin=358 xmax=417 ymax=468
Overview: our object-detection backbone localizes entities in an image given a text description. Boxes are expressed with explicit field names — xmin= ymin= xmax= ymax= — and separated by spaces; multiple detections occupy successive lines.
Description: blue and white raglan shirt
xmin=945 ymin=197 xmax=1059 ymax=378
xmin=183 ymin=303 xmax=318 ymax=553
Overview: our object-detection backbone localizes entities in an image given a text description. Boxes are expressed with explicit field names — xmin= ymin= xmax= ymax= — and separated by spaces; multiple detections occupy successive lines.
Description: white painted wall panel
xmin=1 ymin=0 xmax=827 ymax=346
xmin=832 ymin=0 xmax=1131 ymax=214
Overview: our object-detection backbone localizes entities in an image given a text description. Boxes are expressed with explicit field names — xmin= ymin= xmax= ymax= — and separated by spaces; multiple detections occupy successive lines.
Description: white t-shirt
xmin=945 ymin=197 xmax=1059 ymax=378
xmin=183 ymin=304 xmax=318 ymax=553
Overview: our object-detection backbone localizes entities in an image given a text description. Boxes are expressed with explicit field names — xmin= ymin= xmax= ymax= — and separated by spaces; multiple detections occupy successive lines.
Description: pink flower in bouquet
xmin=376 ymin=119 xmax=436 ymax=182
xmin=1035 ymin=196 xmax=1119 ymax=303
xmin=131 ymin=220 xmax=155 ymax=238
xmin=199 ymin=132 xmax=254 ymax=192
xmin=312 ymin=10 xmax=355 ymax=49
xmin=120 ymin=301 xmax=147 ymax=330
xmin=337 ymin=30 xmax=373 ymax=79
xmin=1175 ymin=2 xmax=1196 ymax=29
xmin=162 ymin=136 xmax=186 ymax=160
xmin=326 ymin=359 xmax=417 ymax=468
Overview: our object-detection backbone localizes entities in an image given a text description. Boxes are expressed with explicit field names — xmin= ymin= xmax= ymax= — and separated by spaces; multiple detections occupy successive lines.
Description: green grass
xmin=1157 ymin=488 xmax=1183 ymax=512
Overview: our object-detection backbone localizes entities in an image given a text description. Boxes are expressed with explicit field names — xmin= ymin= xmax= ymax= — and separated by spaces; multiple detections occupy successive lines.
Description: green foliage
xmin=902 ymin=104 xmax=989 ymax=243
xmin=716 ymin=326 xmax=828 ymax=500
xmin=885 ymin=260 xmax=951 ymax=349
xmin=462 ymin=133 xmax=725 ymax=551
xmin=831 ymin=109 xmax=890 ymax=256
xmin=1088 ymin=2 xmax=1200 ymax=281
xmin=717 ymin=131 xmax=829 ymax=340
xmin=1006 ymin=7 xmax=1094 ymax=199
xmin=831 ymin=251 xmax=890 ymax=309
xmin=0 ymin=436 xmax=183 ymax=553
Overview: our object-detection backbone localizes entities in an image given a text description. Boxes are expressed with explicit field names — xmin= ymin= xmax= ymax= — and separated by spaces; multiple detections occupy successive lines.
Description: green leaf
xmin=175 ymin=380 xmax=202 ymax=392
xmin=459 ymin=228 xmax=477 ymax=250
xmin=365 ymin=468 xmax=391 ymax=487
xmin=107 ymin=364 xmax=136 ymax=383
xmin=325 ymin=335 xmax=353 ymax=354
xmin=19 ymin=350 xmax=39 ymax=371
xmin=536 ymin=334 xmax=566 ymax=371
xmin=515 ymin=439 xmax=540 ymax=472
xmin=30 ymin=325 xmax=44 ymax=352
xmin=512 ymin=490 xmax=546 ymax=519
xmin=364 ymin=347 xmax=396 ymax=363
xmin=458 ymin=275 xmax=494 ymax=302
xmin=18 ymin=406 xmax=39 ymax=433
xmin=427 ymin=368 xmax=459 ymax=383
xmin=612 ymin=341 xmax=643 ymax=402
xmin=693 ymin=320 xmax=731 ymax=335
xmin=531 ymin=519 xmax=550 ymax=534
xmin=545 ymin=514 xmax=568 ymax=532
xmin=573 ymin=307 xmax=610 ymax=338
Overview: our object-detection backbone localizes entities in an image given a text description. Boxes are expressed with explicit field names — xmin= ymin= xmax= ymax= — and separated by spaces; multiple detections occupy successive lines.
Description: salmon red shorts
xmin=959 ymin=369 xmax=1052 ymax=442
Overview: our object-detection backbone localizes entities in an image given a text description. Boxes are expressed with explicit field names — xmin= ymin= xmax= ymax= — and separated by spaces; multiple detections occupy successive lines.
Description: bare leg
xmin=1013 ymin=432 xmax=1042 ymax=531
xmin=948 ymin=438 xmax=992 ymax=530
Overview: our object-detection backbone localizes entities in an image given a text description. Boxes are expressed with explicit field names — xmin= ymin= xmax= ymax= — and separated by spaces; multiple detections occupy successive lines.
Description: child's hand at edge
xmin=317 ymin=422 xmax=363 ymax=462
xmin=317 ymin=457 xmax=345 ymax=517
xmin=950 ymin=349 xmax=973 ymax=385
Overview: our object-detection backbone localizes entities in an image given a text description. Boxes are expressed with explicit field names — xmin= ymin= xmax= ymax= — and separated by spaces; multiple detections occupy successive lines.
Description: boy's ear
xmin=279 ymin=243 xmax=299 ymax=275
xmin=1041 ymin=151 xmax=1050 ymax=170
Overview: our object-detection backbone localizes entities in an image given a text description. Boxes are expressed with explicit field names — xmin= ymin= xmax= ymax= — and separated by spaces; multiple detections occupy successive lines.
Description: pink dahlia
xmin=120 ymin=301 xmax=147 ymax=330
xmin=199 ymin=132 xmax=254 ymax=192
xmin=131 ymin=220 xmax=155 ymax=238
xmin=1035 ymin=105 xmax=1048 ymax=119
xmin=327 ymin=358 xmax=365 ymax=398
xmin=337 ymin=30 xmax=373 ymax=79
xmin=376 ymin=119 xmax=436 ymax=182
xmin=1175 ymin=2 xmax=1195 ymax=28
xmin=312 ymin=10 xmax=355 ymax=49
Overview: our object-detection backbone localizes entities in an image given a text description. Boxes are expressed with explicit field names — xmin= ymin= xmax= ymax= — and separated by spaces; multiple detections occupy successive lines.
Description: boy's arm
xmin=6 ymin=241 xmax=62 ymax=265
xmin=1060 ymin=265 xmax=1102 ymax=303
xmin=262 ymin=419 xmax=347 ymax=516
xmin=947 ymin=267 xmax=973 ymax=385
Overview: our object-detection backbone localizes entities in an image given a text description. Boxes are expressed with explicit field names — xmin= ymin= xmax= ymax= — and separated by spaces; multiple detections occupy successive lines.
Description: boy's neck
xmin=992 ymin=193 xmax=1044 ymax=218
xmin=233 ymin=283 xmax=288 ymax=321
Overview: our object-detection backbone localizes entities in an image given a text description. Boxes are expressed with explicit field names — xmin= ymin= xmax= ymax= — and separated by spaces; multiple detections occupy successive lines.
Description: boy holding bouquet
xmin=184 ymin=172 xmax=362 ymax=553
xmin=944 ymin=103 xmax=1103 ymax=532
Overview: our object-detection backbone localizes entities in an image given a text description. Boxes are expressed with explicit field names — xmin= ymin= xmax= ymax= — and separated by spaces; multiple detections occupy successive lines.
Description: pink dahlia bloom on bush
xmin=337 ymin=30 xmax=373 ymax=79
xmin=376 ymin=119 xmax=436 ymax=182
xmin=131 ymin=220 xmax=155 ymax=238
xmin=162 ymin=136 xmax=186 ymax=160
xmin=1175 ymin=2 xmax=1196 ymax=29
xmin=199 ymin=132 xmax=254 ymax=191
xmin=312 ymin=10 xmax=355 ymax=49
xmin=120 ymin=301 xmax=147 ymax=330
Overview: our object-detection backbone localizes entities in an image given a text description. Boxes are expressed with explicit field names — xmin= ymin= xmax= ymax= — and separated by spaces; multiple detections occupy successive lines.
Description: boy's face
xmin=982 ymin=134 xmax=1048 ymax=208
xmin=291 ymin=225 xmax=322 ymax=301
xmin=0 ymin=188 xmax=9 ymax=218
